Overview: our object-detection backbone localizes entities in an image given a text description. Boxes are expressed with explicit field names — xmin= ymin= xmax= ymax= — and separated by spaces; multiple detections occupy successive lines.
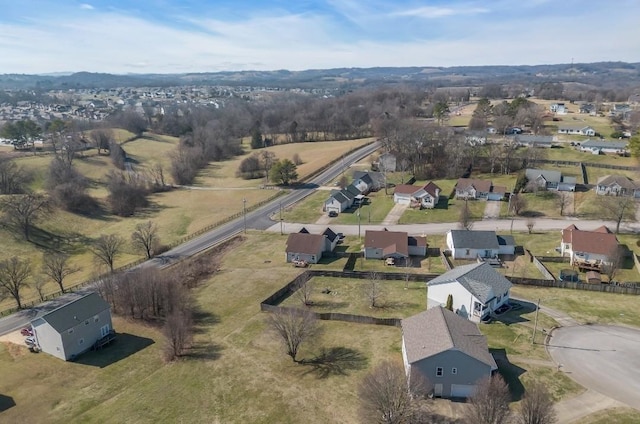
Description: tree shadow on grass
xmin=185 ymin=341 xmax=224 ymax=361
xmin=0 ymin=394 xmax=16 ymax=412
xmin=191 ymin=308 xmax=221 ymax=334
xmin=74 ymin=332 xmax=155 ymax=368
xmin=299 ymin=347 xmax=368 ymax=379
xmin=490 ymin=348 xmax=526 ymax=401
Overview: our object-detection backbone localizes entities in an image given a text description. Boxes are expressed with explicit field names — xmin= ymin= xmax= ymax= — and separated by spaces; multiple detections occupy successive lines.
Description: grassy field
xmin=398 ymin=197 xmax=486 ymax=224
xmin=280 ymin=277 xmax=427 ymax=318
xmin=0 ymin=136 xmax=370 ymax=312
xmin=5 ymin=230 xmax=638 ymax=422
xmin=581 ymin=408 xmax=640 ymax=424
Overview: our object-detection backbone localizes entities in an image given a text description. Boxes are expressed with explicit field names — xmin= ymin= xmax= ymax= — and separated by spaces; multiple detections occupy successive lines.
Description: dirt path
xmin=381 ymin=203 xmax=408 ymax=226
xmin=482 ymin=201 xmax=501 ymax=219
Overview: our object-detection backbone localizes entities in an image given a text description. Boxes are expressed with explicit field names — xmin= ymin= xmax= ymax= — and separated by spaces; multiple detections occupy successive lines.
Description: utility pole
xmin=357 ymin=208 xmax=361 ymax=241
xmin=532 ymin=298 xmax=541 ymax=344
xmin=279 ymin=201 xmax=283 ymax=235
xmin=243 ymin=198 xmax=247 ymax=234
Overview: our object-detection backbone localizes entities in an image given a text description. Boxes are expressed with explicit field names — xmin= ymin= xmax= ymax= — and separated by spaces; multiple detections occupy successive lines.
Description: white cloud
xmin=0 ymin=4 xmax=638 ymax=74
xmin=79 ymin=3 xmax=94 ymax=10
xmin=392 ymin=5 xmax=489 ymax=19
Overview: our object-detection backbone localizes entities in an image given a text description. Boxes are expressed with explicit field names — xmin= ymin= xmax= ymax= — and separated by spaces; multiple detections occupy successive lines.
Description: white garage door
xmin=451 ymin=384 xmax=475 ymax=398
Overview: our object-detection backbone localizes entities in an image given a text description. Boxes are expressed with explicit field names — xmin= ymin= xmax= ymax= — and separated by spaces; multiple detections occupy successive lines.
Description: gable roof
xmin=561 ymin=225 xmax=618 ymax=256
xmin=525 ymin=168 xmax=561 ymax=183
xmin=596 ymin=175 xmax=639 ymax=190
xmin=327 ymin=191 xmax=350 ymax=204
xmin=394 ymin=184 xmax=419 ymax=195
xmin=286 ymin=233 xmax=325 ymax=255
xmin=322 ymin=227 xmax=338 ymax=242
xmin=448 ymin=230 xmax=500 ymax=250
xmin=423 ymin=181 xmax=441 ymax=197
xmin=558 ymin=124 xmax=593 ymax=131
xmin=455 ymin=178 xmax=492 ymax=193
xmin=427 ymin=262 xmax=513 ymax=304
xmin=364 ymin=230 xmax=409 ymax=257
xmin=513 ymin=134 xmax=554 ymax=144
xmin=353 ymin=171 xmax=385 ymax=187
xmin=34 ymin=292 xmax=110 ymax=333
xmin=401 ymin=306 xmax=496 ymax=368
xmin=497 ymin=235 xmax=515 ymax=246
xmin=581 ymin=139 xmax=629 ymax=150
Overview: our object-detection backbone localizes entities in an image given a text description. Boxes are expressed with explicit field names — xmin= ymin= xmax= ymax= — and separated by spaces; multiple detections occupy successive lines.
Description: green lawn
xmin=581 ymin=408 xmax=640 ymax=424
xmin=280 ymin=277 xmax=427 ymax=319
xmin=399 ymin=197 xmax=486 ymax=224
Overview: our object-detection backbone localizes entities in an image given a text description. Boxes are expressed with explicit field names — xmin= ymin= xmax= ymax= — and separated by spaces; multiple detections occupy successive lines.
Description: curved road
xmin=0 ymin=141 xmax=380 ymax=336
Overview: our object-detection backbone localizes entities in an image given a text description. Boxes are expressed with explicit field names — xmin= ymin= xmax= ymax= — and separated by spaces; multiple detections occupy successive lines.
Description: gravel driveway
xmin=548 ymin=325 xmax=640 ymax=411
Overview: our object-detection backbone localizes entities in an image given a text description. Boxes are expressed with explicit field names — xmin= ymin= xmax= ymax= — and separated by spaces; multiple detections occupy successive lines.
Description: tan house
xmin=364 ymin=230 xmax=427 ymax=260
xmin=595 ymin=175 xmax=640 ymax=198
xmin=454 ymin=178 xmax=505 ymax=201
xmin=560 ymin=225 xmax=619 ymax=270
xmin=393 ymin=182 xmax=441 ymax=209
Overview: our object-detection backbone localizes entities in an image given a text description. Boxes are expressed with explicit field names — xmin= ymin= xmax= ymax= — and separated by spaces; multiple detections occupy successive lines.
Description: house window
xmin=68 ymin=328 xmax=74 ymax=334
xmin=100 ymin=325 xmax=110 ymax=338
xmin=465 ymin=249 xmax=470 ymax=256
xmin=451 ymin=368 xmax=458 ymax=375
xmin=94 ymin=316 xmax=100 ymax=322
xmin=311 ymin=255 xmax=316 ymax=262
xmin=497 ymin=295 xmax=502 ymax=303
xmin=78 ymin=338 xmax=84 ymax=345
xmin=436 ymin=367 xmax=443 ymax=377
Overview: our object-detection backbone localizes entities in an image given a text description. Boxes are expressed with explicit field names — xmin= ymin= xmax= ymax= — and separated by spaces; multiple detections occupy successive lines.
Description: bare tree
xmin=526 ymin=218 xmax=536 ymax=234
xmin=597 ymin=196 xmax=635 ymax=234
xmin=0 ymin=158 xmax=30 ymax=194
xmin=459 ymin=200 xmax=474 ymax=230
xmin=0 ymin=257 xmax=32 ymax=309
xmin=602 ymin=245 xmax=624 ymax=283
xmin=296 ymin=279 xmax=313 ymax=306
xmin=267 ymin=308 xmax=318 ymax=362
xmin=42 ymin=253 xmax=80 ymax=293
xmin=358 ymin=360 xmax=429 ymax=424
xmin=366 ymin=271 xmax=384 ymax=308
xmin=509 ymin=193 xmax=527 ymax=216
xmin=90 ymin=127 xmax=114 ymax=155
xmin=92 ymin=234 xmax=125 ymax=272
xmin=292 ymin=152 xmax=303 ymax=165
xmin=556 ymin=192 xmax=572 ymax=216
xmin=0 ymin=193 xmax=50 ymax=240
xmin=464 ymin=375 xmax=512 ymax=424
xmin=131 ymin=221 xmax=160 ymax=259
xmin=516 ymin=381 xmax=557 ymax=424
xmin=33 ymin=277 xmax=47 ymax=302
xmin=163 ymin=307 xmax=193 ymax=361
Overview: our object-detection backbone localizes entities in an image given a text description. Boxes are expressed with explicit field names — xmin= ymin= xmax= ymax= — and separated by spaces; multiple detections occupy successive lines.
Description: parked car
xmin=328 ymin=211 xmax=338 ymax=217
xmin=25 ymin=336 xmax=37 ymax=346
xmin=21 ymin=327 xmax=33 ymax=336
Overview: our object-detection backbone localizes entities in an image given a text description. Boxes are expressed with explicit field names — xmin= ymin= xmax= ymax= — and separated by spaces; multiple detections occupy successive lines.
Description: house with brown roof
xmin=363 ymin=230 xmax=427 ymax=260
xmin=285 ymin=228 xmax=338 ymax=264
xmin=595 ymin=175 xmax=640 ymax=198
xmin=454 ymin=178 xmax=505 ymax=201
xmin=560 ymin=225 xmax=619 ymax=270
xmin=401 ymin=306 xmax=497 ymax=398
xmin=393 ymin=182 xmax=441 ymax=209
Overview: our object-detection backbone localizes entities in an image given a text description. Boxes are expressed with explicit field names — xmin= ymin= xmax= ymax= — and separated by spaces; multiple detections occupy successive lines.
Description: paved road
xmin=0 ymin=141 xmax=381 ymax=336
xmin=548 ymin=325 xmax=640 ymax=411
xmin=266 ymin=217 xmax=640 ymax=237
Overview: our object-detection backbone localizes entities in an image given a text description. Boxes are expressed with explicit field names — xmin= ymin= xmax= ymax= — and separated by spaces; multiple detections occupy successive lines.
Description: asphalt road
xmin=0 ymin=141 xmax=380 ymax=336
xmin=548 ymin=325 xmax=640 ymax=410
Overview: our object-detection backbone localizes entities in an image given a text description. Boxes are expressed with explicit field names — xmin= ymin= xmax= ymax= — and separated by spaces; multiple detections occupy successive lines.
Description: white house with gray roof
xmin=525 ymin=168 xmax=576 ymax=192
xmin=427 ymin=262 xmax=512 ymax=322
xmin=401 ymin=306 xmax=497 ymax=398
xmin=579 ymin=139 xmax=629 ymax=155
xmin=30 ymin=292 xmax=113 ymax=361
xmin=446 ymin=230 xmax=515 ymax=259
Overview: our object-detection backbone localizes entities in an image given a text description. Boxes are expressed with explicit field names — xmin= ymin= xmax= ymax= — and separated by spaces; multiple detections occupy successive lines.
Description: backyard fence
xmin=511 ymin=276 xmax=640 ymax=295
xmin=526 ymin=249 xmax=556 ymax=281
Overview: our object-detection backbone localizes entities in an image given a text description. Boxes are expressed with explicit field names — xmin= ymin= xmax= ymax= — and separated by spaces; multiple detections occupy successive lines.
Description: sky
xmin=1 ymin=0 xmax=639 ymax=75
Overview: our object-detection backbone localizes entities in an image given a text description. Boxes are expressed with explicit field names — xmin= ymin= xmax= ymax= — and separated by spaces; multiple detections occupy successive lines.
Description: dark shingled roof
xmin=322 ymin=227 xmax=338 ymax=242
xmin=427 ymin=262 xmax=513 ymax=304
xmin=35 ymin=292 xmax=110 ymax=333
xmin=365 ymin=230 xmax=409 ymax=257
xmin=449 ymin=230 xmax=500 ymax=250
xmin=401 ymin=306 xmax=497 ymax=368
xmin=286 ymin=233 xmax=325 ymax=255
xmin=456 ymin=178 xmax=492 ymax=193
xmin=561 ymin=224 xmax=618 ymax=256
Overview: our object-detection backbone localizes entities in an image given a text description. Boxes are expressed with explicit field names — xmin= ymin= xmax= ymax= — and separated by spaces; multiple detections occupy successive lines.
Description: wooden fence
xmin=526 ymin=249 xmax=556 ymax=281
xmin=511 ymin=277 xmax=640 ymax=295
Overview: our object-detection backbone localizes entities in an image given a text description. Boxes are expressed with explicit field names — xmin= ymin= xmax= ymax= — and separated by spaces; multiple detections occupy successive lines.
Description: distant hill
xmin=1 ymin=62 xmax=639 ymax=90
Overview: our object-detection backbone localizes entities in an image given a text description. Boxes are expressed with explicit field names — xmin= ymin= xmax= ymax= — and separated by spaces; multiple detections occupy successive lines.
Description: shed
xmin=586 ymin=271 xmax=602 ymax=284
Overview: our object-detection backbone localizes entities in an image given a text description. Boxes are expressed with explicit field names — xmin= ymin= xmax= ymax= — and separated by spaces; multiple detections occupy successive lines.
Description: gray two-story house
xmin=31 ymin=292 xmax=113 ymax=361
xmin=402 ymin=306 xmax=497 ymax=398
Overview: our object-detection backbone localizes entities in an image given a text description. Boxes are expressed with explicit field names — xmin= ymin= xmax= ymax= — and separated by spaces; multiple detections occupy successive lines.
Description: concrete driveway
xmin=482 ymin=201 xmax=501 ymax=219
xmin=548 ymin=325 xmax=640 ymax=411
xmin=381 ymin=203 xmax=408 ymax=225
